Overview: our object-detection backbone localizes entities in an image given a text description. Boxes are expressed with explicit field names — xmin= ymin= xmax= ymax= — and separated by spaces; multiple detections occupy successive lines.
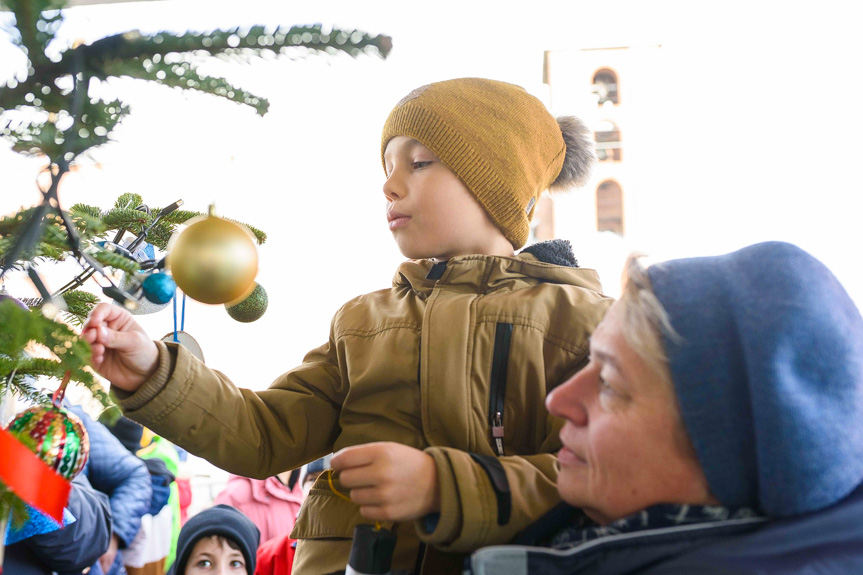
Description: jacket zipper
xmin=488 ymin=322 xmax=513 ymax=456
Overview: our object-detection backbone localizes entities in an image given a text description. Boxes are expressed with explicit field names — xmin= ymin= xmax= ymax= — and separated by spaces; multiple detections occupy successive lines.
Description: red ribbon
xmin=0 ymin=426 xmax=70 ymax=523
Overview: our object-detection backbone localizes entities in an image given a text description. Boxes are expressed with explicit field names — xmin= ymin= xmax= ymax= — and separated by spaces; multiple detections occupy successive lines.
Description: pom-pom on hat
xmin=381 ymin=78 xmax=595 ymax=249
xmin=647 ymin=241 xmax=863 ymax=517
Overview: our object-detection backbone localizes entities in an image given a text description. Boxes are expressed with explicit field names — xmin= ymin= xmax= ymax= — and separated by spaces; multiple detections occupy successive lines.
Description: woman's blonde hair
xmin=618 ymin=253 xmax=680 ymax=379
xmin=620 ymin=254 xmax=699 ymax=458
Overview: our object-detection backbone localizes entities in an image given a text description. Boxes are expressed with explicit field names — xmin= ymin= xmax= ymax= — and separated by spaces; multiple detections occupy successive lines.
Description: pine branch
xmin=223 ymin=217 xmax=267 ymax=245
xmin=0 ymin=376 xmax=51 ymax=408
xmin=0 ymin=206 xmax=107 ymax=269
xmin=99 ymin=207 xmax=151 ymax=232
xmin=1 ymin=13 xmax=392 ymax=162
xmin=89 ymin=248 xmax=139 ymax=274
xmin=102 ymin=58 xmax=269 ymax=115
xmin=0 ymin=301 xmax=92 ymax=375
xmin=58 ymin=289 xmax=100 ymax=325
xmin=0 ymin=0 xmax=66 ymax=69
xmin=113 ymin=193 xmax=144 ymax=210
xmin=0 ymin=302 xmax=114 ymax=411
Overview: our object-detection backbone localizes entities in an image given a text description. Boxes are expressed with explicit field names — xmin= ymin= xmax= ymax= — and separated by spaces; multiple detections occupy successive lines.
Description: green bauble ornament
xmin=225 ymin=282 xmax=268 ymax=323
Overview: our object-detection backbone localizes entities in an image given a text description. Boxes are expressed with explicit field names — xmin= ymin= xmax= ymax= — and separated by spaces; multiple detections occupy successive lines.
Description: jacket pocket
xmin=290 ymin=474 xmax=366 ymax=540
xmin=488 ymin=322 xmax=514 ymax=456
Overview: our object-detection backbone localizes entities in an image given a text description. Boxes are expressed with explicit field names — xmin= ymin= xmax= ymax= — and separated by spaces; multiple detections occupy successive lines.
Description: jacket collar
xmin=392 ymin=239 xmax=601 ymax=297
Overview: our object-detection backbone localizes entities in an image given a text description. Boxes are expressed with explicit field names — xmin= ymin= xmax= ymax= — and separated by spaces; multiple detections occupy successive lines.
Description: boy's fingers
xmin=83 ymin=302 xmax=114 ymax=327
xmin=331 ymin=443 xmax=381 ymax=471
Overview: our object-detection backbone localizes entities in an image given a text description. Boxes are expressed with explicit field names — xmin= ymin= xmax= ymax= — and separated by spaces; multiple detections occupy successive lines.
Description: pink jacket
xmin=214 ymin=475 xmax=304 ymax=543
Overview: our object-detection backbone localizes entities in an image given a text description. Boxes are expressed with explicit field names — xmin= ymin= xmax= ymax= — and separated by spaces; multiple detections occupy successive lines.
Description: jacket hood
xmin=647 ymin=241 xmax=863 ymax=517
xmin=393 ymin=239 xmax=602 ymax=297
xmin=225 ymin=474 xmax=304 ymax=505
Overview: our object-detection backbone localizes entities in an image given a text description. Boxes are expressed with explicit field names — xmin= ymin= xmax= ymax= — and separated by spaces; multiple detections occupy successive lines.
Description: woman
xmin=467 ymin=241 xmax=863 ymax=574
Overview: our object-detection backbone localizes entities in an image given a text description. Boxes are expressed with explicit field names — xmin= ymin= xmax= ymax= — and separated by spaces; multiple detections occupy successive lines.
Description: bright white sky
xmin=1 ymin=0 xmax=862 ymax=393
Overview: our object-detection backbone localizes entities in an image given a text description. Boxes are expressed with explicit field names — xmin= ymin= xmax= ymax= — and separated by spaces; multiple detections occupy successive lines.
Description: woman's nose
xmin=547 ymin=368 xmax=590 ymax=426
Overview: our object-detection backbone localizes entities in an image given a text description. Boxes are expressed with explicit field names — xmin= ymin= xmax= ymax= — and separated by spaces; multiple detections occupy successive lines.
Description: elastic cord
xmin=326 ymin=469 xmax=383 ymax=531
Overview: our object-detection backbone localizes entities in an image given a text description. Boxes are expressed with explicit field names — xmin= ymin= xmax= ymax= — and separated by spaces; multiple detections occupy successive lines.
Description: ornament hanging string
xmin=172 ymin=292 xmax=187 ymax=342
xmin=51 ymin=370 xmax=72 ymax=408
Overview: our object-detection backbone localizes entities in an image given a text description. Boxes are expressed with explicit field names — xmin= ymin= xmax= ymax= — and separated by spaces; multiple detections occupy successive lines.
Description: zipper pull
xmin=492 ymin=411 xmax=505 ymax=456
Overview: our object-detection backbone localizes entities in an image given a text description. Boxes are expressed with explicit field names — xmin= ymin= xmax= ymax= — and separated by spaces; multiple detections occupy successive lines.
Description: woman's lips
xmin=558 ymin=446 xmax=588 ymax=466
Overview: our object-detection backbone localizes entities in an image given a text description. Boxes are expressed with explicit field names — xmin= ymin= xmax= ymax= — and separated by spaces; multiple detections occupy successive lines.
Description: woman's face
xmin=185 ymin=536 xmax=246 ymax=575
xmin=546 ymin=301 xmax=716 ymax=525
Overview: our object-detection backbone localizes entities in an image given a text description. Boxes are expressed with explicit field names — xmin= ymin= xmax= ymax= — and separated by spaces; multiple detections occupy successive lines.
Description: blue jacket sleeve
xmin=17 ymin=473 xmax=113 ymax=573
xmin=71 ymin=405 xmax=153 ymax=548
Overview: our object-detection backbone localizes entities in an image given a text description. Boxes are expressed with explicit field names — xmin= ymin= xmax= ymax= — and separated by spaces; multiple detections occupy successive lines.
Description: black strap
xmin=469 ymin=453 xmax=512 ymax=525
xmin=287 ymin=467 xmax=301 ymax=491
xmin=413 ymin=541 xmax=427 ymax=575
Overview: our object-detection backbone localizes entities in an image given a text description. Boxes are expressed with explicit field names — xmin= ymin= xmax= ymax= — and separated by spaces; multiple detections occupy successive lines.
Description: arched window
xmin=595 ymin=119 xmax=621 ymax=162
xmin=596 ymin=180 xmax=624 ymax=235
xmin=592 ymin=68 xmax=619 ymax=105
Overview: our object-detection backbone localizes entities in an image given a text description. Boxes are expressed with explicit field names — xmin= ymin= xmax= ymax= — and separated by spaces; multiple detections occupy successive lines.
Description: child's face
xmin=383 ymin=136 xmax=514 ymax=260
xmin=185 ymin=535 xmax=246 ymax=575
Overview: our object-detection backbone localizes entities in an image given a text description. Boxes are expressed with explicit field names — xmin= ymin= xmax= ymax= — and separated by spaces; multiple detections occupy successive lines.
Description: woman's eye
xmin=411 ymin=160 xmax=432 ymax=170
xmin=231 ymin=560 xmax=245 ymax=568
xmin=598 ymin=375 xmax=613 ymax=394
xmin=197 ymin=560 xmax=212 ymax=568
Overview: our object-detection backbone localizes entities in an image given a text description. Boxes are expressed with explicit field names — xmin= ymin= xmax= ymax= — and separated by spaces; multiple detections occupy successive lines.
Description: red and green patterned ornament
xmin=6 ymin=405 xmax=89 ymax=481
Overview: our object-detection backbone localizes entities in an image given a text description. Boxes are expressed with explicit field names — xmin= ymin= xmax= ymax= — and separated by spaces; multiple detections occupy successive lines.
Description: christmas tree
xmin=0 ymin=0 xmax=391 ymax=557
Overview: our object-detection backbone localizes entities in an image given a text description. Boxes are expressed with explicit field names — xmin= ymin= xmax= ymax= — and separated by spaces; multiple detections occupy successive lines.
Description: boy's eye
xmin=411 ymin=160 xmax=432 ymax=170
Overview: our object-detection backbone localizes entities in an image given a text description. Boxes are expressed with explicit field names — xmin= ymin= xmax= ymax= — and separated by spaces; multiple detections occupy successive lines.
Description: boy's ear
xmin=550 ymin=116 xmax=596 ymax=191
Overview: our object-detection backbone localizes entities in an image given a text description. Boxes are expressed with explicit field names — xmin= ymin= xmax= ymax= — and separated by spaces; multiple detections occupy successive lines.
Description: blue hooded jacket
xmin=71 ymin=405 xmax=152 ymax=575
xmin=4 ymin=473 xmax=113 ymax=575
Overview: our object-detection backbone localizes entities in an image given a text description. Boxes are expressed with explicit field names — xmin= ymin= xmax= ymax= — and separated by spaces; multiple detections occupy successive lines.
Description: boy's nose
xmin=383 ymin=170 xmax=405 ymax=201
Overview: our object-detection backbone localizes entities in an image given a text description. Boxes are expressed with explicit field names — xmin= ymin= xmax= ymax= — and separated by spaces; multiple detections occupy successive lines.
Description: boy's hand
xmin=331 ymin=442 xmax=441 ymax=522
xmin=81 ymin=303 xmax=159 ymax=392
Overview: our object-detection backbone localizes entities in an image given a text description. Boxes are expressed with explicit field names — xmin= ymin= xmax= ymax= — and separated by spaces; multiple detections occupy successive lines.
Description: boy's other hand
xmin=82 ymin=302 xmax=159 ymax=392
xmin=332 ymin=442 xmax=441 ymax=522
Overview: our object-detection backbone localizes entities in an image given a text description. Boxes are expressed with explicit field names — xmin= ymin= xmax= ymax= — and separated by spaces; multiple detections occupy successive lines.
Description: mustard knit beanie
xmin=381 ymin=77 xmax=595 ymax=249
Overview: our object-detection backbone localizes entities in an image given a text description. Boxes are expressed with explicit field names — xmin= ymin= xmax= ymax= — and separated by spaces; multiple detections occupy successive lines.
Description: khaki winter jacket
xmin=116 ymin=241 xmax=612 ymax=574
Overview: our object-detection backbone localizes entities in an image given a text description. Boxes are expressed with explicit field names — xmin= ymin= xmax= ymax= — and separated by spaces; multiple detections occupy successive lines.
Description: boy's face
xmin=383 ymin=136 xmax=514 ymax=260
xmin=185 ymin=535 xmax=246 ymax=575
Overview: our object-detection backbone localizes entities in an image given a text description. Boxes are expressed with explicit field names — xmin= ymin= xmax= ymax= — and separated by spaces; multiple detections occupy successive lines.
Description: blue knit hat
xmin=647 ymin=241 xmax=863 ymax=517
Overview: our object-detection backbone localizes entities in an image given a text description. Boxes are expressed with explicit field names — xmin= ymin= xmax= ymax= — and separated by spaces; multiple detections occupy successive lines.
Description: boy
xmin=83 ymin=77 xmax=612 ymax=573
xmin=168 ymin=505 xmax=259 ymax=575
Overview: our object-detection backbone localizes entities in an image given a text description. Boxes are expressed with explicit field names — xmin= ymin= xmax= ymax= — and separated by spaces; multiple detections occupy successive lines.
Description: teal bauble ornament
xmin=117 ymin=273 xmax=169 ymax=315
xmin=142 ymin=273 xmax=177 ymax=305
xmin=225 ymin=282 xmax=268 ymax=323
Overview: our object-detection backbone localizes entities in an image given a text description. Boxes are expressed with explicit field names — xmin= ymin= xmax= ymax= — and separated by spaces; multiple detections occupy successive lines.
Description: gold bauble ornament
xmin=167 ymin=205 xmax=258 ymax=304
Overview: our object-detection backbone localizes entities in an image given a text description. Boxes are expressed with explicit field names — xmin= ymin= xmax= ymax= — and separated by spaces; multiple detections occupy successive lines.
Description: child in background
xmin=83 ymin=77 xmax=613 ymax=573
xmin=167 ymin=505 xmax=259 ymax=575
xmin=213 ymin=469 xmax=304 ymax=544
